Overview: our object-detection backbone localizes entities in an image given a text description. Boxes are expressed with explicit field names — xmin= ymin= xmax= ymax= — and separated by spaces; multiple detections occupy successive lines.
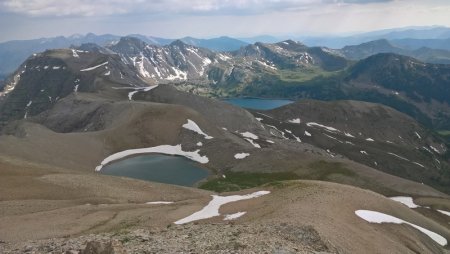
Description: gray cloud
xmin=0 ymin=0 xmax=394 ymax=17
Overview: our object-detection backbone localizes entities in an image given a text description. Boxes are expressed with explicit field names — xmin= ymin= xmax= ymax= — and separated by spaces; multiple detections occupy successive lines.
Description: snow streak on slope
xmin=80 ymin=61 xmax=108 ymax=72
xmin=355 ymin=210 xmax=447 ymax=246
xmin=174 ymin=191 xmax=270 ymax=224
xmin=234 ymin=153 xmax=250 ymax=159
xmin=95 ymin=144 xmax=208 ymax=171
xmin=389 ymin=196 xmax=419 ymax=208
xmin=182 ymin=119 xmax=213 ymax=139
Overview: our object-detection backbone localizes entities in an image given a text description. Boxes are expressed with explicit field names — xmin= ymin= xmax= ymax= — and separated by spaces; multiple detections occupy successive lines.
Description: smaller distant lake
xmin=224 ymin=98 xmax=294 ymax=110
xmin=101 ymin=154 xmax=209 ymax=187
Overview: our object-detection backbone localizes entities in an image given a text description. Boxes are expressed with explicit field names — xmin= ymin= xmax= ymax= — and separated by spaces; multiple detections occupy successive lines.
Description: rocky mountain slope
xmin=251 ymin=100 xmax=449 ymax=193
xmin=1 ymin=41 xmax=450 ymax=253
xmin=0 ymin=34 xmax=248 ymax=80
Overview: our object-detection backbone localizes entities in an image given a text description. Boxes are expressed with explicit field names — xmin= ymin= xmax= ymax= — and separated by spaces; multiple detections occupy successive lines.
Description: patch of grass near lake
xmin=199 ymin=171 xmax=299 ymax=193
xmin=304 ymin=160 xmax=356 ymax=180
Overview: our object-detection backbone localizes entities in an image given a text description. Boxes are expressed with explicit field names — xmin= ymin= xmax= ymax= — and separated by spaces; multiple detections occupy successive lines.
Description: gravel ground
xmin=0 ymin=223 xmax=333 ymax=254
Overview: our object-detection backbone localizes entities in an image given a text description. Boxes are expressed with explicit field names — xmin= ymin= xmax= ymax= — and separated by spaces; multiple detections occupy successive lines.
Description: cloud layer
xmin=1 ymin=0 xmax=394 ymax=17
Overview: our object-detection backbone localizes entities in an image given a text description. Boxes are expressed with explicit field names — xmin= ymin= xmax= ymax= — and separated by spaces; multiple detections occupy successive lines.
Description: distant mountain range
xmin=2 ymin=35 xmax=450 ymax=131
xmin=300 ymin=26 xmax=450 ymax=48
xmin=1 ymin=26 xmax=450 ymax=79
xmin=338 ymin=39 xmax=450 ymax=64
xmin=0 ymin=34 xmax=249 ymax=79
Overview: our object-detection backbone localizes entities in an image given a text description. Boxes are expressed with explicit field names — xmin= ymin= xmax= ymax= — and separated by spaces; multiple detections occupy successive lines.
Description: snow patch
xmin=95 ymin=144 xmax=209 ymax=172
xmin=241 ymin=131 xmax=258 ymax=140
xmin=323 ymin=133 xmax=344 ymax=143
xmin=355 ymin=210 xmax=447 ymax=246
xmin=224 ymin=212 xmax=247 ymax=221
xmin=234 ymin=153 xmax=250 ymax=159
xmin=288 ymin=118 xmax=301 ymax=124
xmin=344 ymin=132 xmax=355 ymax=138
xmin=304 ymin=131 xmax=312 ymax=137
xmin=146 ymin=201 xmax=173 ymax=205
xmin=166 ymin=67 xmax=187 ymax=81
xmin=128 ymin=90 xmax=139 ymax=101
xmin=415 ymin=132 xmax=422 ymax=139
xmin=360 ymin=150 xmax=368 ymax=155
xmin=365 ymin=138 xmax=374 ymax=142
xmin=80 ymin=61 xmax=108 ymax=72
xmin=72 ymin=49 xmax=79 ymax=58
xmin=306 ymin=122 xmax=339 ymax=132
xmin=387 ymin=152 xmax=410 ymax=161
xmin=390 ymin=196 xmax=419 ymax=208
xmin=413 ymin=162 xmax=425 ymax=168
xmin=429 ymin=146 xmax=440 ymax=154
xmin=174 ymin=191 xmax=270 ymax=224
xmin=244 ymin=138 xmax=261 ymax=148
xmin=196 ymin=142 xmax=203 ymax=147
xmin=183 ymin=119 xmax=213 ymax=139
xmin=438 ymin=210 xmax=450 ymax=217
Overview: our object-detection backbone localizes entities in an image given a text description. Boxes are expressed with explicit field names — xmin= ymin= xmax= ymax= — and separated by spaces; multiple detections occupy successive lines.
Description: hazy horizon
xmin=1 ymin=0 xmax=450 ymax=42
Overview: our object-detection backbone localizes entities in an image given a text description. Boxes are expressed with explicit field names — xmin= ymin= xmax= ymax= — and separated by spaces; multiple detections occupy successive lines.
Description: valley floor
xmin=1 ymin=155 xmax=450 ymax=253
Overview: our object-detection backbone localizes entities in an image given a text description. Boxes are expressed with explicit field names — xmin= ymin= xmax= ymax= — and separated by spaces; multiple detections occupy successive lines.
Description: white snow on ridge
xmin=390 ymin=196 xmax=419 ymax=208
xmin=306 ymin=122 xmax=339 ymax=132
xmin=218 ymin=53 xmax=231 ymax=61
xmin=288 ymin=118 xmax=301 ymax=124
xmin=26 ymin=100 xmax=32 ymax=107
xmin=413 ymin=162 xmax=425 ymax=168
xmin=387 ymin=152 xmax=410 ymax=161
xmin=166 ymin=67 xmax=187 ymax=81
xmin=72 ymin=49 xmax=79 ymax=58
xmin=415 ymin=132 xmax=422 ymax=139
xmin=365 ymin=138 xmax=375 ymax=142
xmin=183 ymin=119 xmax=213 ymax=139
xmin=355 ymin=210 xmax=447 ymax=246
xmin=323 ymin=133 xmax=344 ymax=144
xmin=438 ymin=210 xmax=450 ymax=217
xmin=125 ymin=85 xmax=159 ymax=101
xmin=146 ymin=201 xmax=174 ymax=205
xmin=344 ymin=132 xmax=355 ymax=138
xmin=360 ymin=150 xmax=368 ymax=155
xmin=430 ymin=146 xmax=440 ymax=154
xmin=304 ymin=131 xmax=312 ymax=137
xmin=255 ymin=60 xmax=277 ymax=70
xmin=95 ymin=144 xmax=209 ymax=172
xmin=285 ymin=130 xmax=301 ymax=142
xmin=244 ymin=138 xmax=261 ymax=148
xmin=138 ymin=55 xmax=151 ymax=78
xmin=80 ymin=61 xmax=108 ymax=72
xmin=128 ymin=90 xmax=139 ymax=101
xmin=234 ymin=153 xmax=250 ymax=159
xmin=224 ymin=212 xmax=247 ymax=221
xmin=266 ymin=124 xmax=288 ymax=140
xmin=241 ymin=131 xmax=258 ymax=140
xmin=174 ymin=191 xmax=270 ymax=224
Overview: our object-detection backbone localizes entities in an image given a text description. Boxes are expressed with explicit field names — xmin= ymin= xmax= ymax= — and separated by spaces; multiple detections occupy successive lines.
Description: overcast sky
xmin=0 ymin=0 xmax=449 ymax=41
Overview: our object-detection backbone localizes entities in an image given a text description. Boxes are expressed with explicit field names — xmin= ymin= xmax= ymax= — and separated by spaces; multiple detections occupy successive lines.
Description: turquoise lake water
xmin=101 ymin=154 xmax=209 ymax=187
xmin=224 ymin=98 xmax=293 ymax=110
